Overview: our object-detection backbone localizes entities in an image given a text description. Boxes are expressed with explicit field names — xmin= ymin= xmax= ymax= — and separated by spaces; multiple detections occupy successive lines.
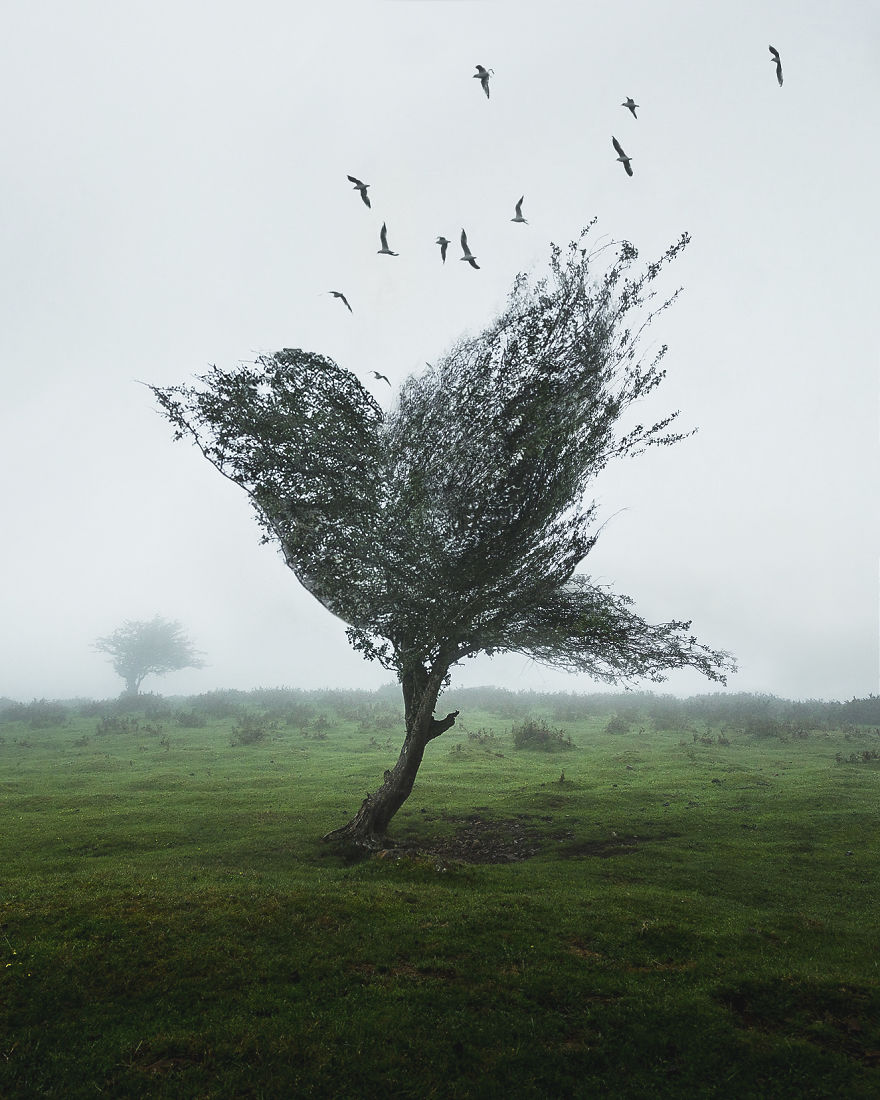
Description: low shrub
xmin=551 ymin=700 xmax=598 ymax=722
xmin=76 ymin=699 xmax=109 ymax=717
xmin=467 ymin=727 xmax=501 ymax=747
xmin=367 ymin=735 xmax=394 ymax=750
xmin=836 ymin=749 xmax=880 ymax=765
xmin=96 ymin=715 xmax=140 ymax=735
xmin=651 ymin=709 xmax=685 ymax=732
xmin=742 ymin=716 xmax=786 ymax=739
xmin=282 ymin=702 xmax=317 ymax=729
xmin=114 ymin=692 xmax=169 ymax=716
xmin=512 ymin=718 xmax=573 ymax=751
xmin=189 ymin=690 xmax=246 ymax=718
xmin=6 ymin=699 xmax=71 ymax=729
xmin=231 ymin=713 xmax=278 ymax=746
xmin=175 ymin=709 xmax=208 ymax=729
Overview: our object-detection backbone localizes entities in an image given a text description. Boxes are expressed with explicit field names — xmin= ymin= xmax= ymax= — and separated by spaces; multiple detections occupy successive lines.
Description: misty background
xmin=1 ymin=0 xmax=876 ymax=703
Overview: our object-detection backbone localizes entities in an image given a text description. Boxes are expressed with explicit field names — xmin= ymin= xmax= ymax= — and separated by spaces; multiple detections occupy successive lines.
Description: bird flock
xmin=328 ymin=49 xmax=784 ymax=331
xmin=336 ymin=66 xmax=514 ymax=296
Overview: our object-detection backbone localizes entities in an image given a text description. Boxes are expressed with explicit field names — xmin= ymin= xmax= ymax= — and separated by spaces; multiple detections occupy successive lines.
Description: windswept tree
xmin=95 ymin=616 xmax=205 ymax=697
xmin=152 ymin=225 xmax=734 ymax=848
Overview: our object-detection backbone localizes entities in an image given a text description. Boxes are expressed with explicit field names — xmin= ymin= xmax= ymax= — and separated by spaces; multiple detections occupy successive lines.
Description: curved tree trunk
xmin=322 ymin=663 xmax=459 ymax=850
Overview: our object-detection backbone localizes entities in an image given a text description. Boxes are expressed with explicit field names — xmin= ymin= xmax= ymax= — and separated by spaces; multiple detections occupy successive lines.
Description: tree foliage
xmin=94 ymin=616 xmax=204 ymax=696
xmin=151 ymin=225 xmax=735 ymax=843
xmin=153 ymin=226 xmax=731 ymax=687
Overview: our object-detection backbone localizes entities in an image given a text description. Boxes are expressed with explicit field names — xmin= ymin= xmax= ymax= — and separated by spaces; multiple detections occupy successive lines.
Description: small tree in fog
xmin=151 ymin=225 xmax=735 ymax=849
xmin=94 ymin=616 xmax=204 ymax=697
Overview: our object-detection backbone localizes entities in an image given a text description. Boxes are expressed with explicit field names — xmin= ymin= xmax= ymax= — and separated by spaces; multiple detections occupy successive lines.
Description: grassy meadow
xmin=1 ymin=687 xmax=879 ymax=1098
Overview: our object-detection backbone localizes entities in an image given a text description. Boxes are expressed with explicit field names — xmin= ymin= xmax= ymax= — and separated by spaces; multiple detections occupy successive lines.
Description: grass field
xmin=1 ymin=689 xmax=879 ymax=1098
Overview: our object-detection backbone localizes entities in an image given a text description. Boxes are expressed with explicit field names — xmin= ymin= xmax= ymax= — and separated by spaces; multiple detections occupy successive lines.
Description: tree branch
xmin=427 ymin=710 xmax=460 ymax=741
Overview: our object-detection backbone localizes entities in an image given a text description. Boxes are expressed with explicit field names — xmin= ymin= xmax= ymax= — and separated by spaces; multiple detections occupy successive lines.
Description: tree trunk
xmin=322 ymin=663 xmax=459 ymax=850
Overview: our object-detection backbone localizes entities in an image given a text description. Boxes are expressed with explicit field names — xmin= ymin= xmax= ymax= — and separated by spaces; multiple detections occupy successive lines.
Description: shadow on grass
xmin=716 ymin=978 xmax=880 ymax=1067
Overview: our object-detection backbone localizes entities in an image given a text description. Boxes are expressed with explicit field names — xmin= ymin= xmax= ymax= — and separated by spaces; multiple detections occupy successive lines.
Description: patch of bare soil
xmin=375 ymin=817 xmax=678 ymax=866
xmin=429 ymin=813 xmax=546 ymax=863
xmin=382 ymin=812 xmax=571 ymax=864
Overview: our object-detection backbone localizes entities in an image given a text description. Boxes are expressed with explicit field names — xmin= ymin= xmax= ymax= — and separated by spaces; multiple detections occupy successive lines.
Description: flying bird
xmin=769 ymin=44 xmax=783 ymax=86
xmin=435 ymin=236 xmax=451 ymax=263
xmin=370 ymin=371 xmax=391 ymax=386
xmin=328 ymin=291 xmax=352 ymax=312
xmin=377 ymin=222 xmax=398 ymax=256
xmin=460 ymin=228 xmax=480 ymax=269
xmin=511 ymin=196 xmax=527 ymax=224
xmin=612 ymin=136 xmax=633 ymax=176
xmin=473 ymin=64 xmax=493 ymax=99
xmin=622 ymin=97 xmax=639 ymax=118
xmin=347 ymin=174 xmax=371 ymax=208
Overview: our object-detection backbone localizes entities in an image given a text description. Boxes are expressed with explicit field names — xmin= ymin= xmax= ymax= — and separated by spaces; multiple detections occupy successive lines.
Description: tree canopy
xmin=152 ymin=225 xmax=735 ymax=845
xmin=94 ymin=616 xmax=204 ymax=697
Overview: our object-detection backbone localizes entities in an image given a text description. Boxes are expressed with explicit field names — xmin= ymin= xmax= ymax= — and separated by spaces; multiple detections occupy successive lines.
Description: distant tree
xmin=151 ymin=224 xmax=735 ymax=849
xmin=94 ymin=616 xmax=204 ymax=697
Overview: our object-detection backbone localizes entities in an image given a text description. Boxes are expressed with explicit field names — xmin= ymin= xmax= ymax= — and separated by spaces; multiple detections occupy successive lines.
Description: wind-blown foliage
xmin=153 ymin=227 xmax=729 ymax=685
xmin=152 ymin=225 xmax=734 ymax=843
xmin=366 ymin=228 xmax=729 ymax=682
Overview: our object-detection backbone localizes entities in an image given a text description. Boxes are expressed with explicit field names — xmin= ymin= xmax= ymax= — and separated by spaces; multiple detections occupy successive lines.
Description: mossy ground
xmin=1 ymin=693 xmax=878 ymax=1097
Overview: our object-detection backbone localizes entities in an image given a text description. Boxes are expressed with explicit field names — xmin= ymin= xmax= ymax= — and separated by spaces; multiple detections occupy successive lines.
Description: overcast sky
xmin=1 ymin=0 xmax=877 ymax=703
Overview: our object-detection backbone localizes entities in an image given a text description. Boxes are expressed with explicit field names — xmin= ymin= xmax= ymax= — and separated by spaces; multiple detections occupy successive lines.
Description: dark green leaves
xmin=152 ymin=229 xmax=734 ymax=686
xmin=152 ymin=349 xmax=388 ymax=630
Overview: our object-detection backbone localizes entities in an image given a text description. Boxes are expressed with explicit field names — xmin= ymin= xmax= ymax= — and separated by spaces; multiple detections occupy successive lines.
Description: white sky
xmin=1 ymin=0 xmax=877 ymax=703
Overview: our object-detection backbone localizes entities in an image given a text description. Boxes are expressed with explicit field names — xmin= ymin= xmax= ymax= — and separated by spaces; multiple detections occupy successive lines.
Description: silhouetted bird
xmin=622 ymin=97 xmax=639 ymax=118
xmin=769 ymin=45 xmax=783 ymax=86
xmin=377 ymin=222 xmax=398 ymax=256
xmin=474 ymin=64 xmax=493 ymax=99
xmin=328 ymin=291 xmax=352 ymax=312
xmin=370 ymin=371 xmax=391 ymax=386
xmin=347 ymin=174 xmax=371 ymax=208
xmin=511 ymin=196 xmax=527 ymax=224
xmin=460 ymin=229 xmax=480 ymax=269
xmin=435 ymin=236 xmax=451 ymax=262
xmin=612 ymin=136 xmax=633 ymax=176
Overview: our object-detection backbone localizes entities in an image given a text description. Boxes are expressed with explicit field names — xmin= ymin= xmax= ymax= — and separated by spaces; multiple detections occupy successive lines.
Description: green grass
xmin=1 ymin=700 xmax=879 ymax=1097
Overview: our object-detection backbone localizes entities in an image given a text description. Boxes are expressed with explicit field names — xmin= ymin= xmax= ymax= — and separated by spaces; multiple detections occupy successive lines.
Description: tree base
xmin=321 ymin=707 xmax=461 ymax=852
xmin=322 ymin=795 xmax=390 ymax=853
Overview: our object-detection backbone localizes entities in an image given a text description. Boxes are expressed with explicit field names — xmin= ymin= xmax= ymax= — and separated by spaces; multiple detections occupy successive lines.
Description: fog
xmin=1 ymin=0 xmax=877 ymax=703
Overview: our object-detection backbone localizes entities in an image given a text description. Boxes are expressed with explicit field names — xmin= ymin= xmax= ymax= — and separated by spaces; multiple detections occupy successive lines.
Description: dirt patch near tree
xmin=428 ymin=813 xmax=546 ymax=863
xmin=378 ymin=812 xmax=574 ymax=864
xmin=373 ymin=818 xmax=681 ymax=865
